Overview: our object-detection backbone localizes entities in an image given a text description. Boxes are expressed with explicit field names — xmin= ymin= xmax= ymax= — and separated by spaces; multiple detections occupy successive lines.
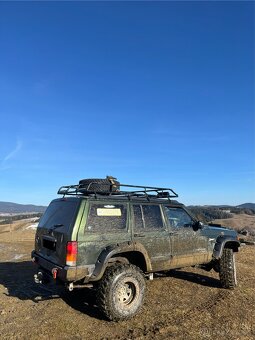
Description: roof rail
xmin=57 ymin=182 xmax=178 ymax=201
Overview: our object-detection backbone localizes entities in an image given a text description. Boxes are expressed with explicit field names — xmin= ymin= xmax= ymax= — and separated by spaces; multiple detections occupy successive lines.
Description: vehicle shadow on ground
xmin=0 ymin=261 xmax=62 ymax=300
xmin=0 ymin=261 xmax=103 ymax=319
xmin=162 ymin=269 xmax=221 ymax=288
xmin=61 ymin=289 xmax=104 ymax=320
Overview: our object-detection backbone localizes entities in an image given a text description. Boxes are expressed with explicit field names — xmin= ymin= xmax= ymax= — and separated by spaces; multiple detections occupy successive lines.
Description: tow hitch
xmin=68 ymin=282 xmax=74 ymax=291
xmin=34 ymin=270 xmax=52 ymax=284
xmin=34 ymin=272 xmax=44 ymax=284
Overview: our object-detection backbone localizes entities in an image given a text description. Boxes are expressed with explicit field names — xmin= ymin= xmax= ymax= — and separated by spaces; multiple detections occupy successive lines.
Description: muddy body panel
xmin=131 ymin=203 xmax=172 ymax=271
xmin=76 ymin=199 xmax=131 ymax=267
xmin=169 ymin=229 xmax=210 ymax=268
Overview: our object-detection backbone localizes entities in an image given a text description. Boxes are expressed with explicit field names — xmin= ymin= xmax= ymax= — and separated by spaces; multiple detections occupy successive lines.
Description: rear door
xmin=35 ymin=198 xmax=81 ymax=266
xmin=163 ymin=206 xmax=210 ymax=267
xmin=131 ymin=204 xmax=171 ymax=271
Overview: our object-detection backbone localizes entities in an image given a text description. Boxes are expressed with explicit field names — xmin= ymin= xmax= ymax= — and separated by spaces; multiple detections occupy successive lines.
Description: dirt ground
xmin=0 ymin=218 xmax=255 ymax=340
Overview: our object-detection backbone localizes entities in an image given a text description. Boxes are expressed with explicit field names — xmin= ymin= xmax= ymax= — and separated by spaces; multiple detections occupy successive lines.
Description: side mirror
xmin=193 ymin=221 xmax=203 ymax=231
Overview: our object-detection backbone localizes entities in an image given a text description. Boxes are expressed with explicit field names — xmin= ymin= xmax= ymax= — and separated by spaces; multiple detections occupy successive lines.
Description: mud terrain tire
xmin=96 ymin=264 xmax=145 ymax=321
xmin=79 ymin=178 xmax=120 ymax=193
xmin=219 ymin=248 xmax=237 ymax=289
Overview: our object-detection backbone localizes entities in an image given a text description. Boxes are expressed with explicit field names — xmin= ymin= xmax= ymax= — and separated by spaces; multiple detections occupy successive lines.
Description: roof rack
xmin=57 ymin=183 xmax=178 ymax=201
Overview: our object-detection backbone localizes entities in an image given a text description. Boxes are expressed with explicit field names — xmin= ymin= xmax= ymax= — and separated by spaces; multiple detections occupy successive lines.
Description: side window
xmin=133 ymin=205 xmax=144 ymax=230
xmin=86 ymin=203 xmax=127 ymax=233
xmin=133 ymin=204 xmax=163 ymax=231
xmin=164 ymin=207 xmax=193 ymax=228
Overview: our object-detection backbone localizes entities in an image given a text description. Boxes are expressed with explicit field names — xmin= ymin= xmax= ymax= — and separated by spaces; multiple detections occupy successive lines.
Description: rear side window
xmin=133 ymin=205 xmax=163 ymax=231
xmin=86 ymin=203 xmax=127 ymax=233
xmin=38 ymin=200 xmax=79 ymax=231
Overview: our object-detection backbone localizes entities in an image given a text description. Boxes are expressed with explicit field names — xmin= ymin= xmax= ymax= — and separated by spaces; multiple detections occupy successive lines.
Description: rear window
xmin=38 ymin=200 xmax=79 ymax=231
xmin=86 ymin=203 xmax=127 ymax=233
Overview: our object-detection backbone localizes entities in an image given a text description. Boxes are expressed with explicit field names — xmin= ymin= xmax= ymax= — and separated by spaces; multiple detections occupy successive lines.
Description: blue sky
xmin=0 ymin=1 xmax=254 ymax=206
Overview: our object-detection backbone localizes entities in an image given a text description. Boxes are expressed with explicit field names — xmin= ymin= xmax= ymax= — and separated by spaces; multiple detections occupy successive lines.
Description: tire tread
xmin=96 ymin=264 xmax=145 ymax=321
xmin=219 ymin=248 xmax=237 ymax=289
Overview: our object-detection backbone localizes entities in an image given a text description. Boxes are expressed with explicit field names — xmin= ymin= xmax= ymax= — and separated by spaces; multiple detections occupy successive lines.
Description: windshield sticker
xmin=97 ymin=208 xmax=121 ymax=216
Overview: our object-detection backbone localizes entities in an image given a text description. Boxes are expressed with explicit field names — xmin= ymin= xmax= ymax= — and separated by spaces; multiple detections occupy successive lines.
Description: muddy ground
xmin=0 ymin=220 xmax=255 ymax=340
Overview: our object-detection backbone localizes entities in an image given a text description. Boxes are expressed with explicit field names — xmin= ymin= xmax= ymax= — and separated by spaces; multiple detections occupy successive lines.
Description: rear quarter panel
xmin=76 ymin=200 xmax=132 ymax=266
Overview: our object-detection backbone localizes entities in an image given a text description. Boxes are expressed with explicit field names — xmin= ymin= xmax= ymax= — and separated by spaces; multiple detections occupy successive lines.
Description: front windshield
xmin=164 ymin=207 xmax=194 ymax=228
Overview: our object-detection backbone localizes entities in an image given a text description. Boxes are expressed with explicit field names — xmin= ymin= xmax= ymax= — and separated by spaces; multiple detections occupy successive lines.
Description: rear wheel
xmin=96 ymin=264 xmax=145 ymax=321
xmin=219 ymin=248 xmax=237 ymax=289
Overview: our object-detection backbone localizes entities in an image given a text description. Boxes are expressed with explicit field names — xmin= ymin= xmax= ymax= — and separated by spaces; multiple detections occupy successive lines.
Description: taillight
xmin=66 ymin=241 xmax=77 ymax=266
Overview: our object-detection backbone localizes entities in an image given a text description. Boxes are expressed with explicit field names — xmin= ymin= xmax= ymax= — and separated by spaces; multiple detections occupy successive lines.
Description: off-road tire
xmin=96 ymin=264 xmax=145 ymax=321
xmin=219 ymin=248 xmax=237 ymax=289
xmin=79 ymin=178 xmax=120 ymax=193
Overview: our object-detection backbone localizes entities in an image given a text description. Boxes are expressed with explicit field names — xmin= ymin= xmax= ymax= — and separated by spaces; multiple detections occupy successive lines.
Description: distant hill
xmin=188 ymin=203 xmax=255 ymax=210
xmin=187 ymin=203 xmax=255 ymax=223
xmin=0 ymin=201 xmax=46 ymax=214
xmin=236 ymin=203 xmax=255 ymax=210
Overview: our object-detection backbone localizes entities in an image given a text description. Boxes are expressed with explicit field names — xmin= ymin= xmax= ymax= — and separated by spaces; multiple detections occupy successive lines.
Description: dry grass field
xmin=0 ymin=214 xmax=254 ymax=339
xmin=213 ymin=213 xmax=255 ymax=236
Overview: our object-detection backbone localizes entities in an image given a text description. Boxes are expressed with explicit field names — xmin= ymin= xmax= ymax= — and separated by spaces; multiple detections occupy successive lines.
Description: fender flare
xmin=90 ymin=242 xmax=152 ymax=281
xmin=213 ymin=235 xmax=240 ymax=260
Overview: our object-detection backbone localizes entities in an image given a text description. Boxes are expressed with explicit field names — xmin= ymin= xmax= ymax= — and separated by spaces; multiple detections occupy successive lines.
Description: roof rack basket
xmin=57 ymin=182 xmax=178 ymax=201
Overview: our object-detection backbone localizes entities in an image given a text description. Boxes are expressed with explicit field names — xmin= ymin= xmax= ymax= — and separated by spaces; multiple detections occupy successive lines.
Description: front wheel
xmin=219 ymin=248 xmax=237 ymax=289
xmin=96 ymin=264 xmax=146 ymax=321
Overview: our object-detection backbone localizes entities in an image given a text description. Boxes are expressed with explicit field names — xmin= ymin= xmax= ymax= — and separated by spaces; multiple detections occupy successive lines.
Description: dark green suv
xmin=32 ymin=177 xmax=240 ymax=321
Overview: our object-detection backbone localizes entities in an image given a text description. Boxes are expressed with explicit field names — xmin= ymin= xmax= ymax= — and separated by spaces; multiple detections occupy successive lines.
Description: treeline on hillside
xmin=188 ymin=207 xmax=232 ymax=223
xmin=229 ymin=208 xmax=255 ymax=216
xmin=0 ymin=213 xmax=42 ymax=225
xmin=188 ymin=206 xmax=255 ymax=223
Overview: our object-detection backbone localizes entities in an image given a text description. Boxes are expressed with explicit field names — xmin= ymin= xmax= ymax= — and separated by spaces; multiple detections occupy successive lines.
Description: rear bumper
xmin=31 ymin=250 xmax=95 ymax=283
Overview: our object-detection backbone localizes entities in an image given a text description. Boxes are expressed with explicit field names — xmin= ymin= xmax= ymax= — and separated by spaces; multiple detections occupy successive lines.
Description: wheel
xmin=96 ymin=264 xmax=146 ymax=321
xmin=79 ymin=177 xmax=120 ymax=193
xmin=219 ymin=248 xmax=237 ymax=289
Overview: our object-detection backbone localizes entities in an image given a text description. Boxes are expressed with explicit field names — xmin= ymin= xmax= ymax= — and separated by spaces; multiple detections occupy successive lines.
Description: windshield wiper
xmin=48 ymin=224 xmax=64 ymax=233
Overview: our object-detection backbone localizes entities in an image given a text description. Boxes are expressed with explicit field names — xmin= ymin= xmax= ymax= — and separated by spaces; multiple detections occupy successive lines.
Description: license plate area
xmin=43 ymin=236 xmax=57 ymax=251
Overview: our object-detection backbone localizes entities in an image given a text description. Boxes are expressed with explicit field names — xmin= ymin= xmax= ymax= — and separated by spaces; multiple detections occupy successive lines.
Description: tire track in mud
xmin=120 ymin=290 xmax=232 ymax=340
xmin=184 ymin=289 xmax=231 ymax=316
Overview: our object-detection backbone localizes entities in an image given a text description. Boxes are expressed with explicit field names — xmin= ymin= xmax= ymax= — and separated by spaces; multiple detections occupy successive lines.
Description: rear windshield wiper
xmin=48 ymin=224 xmax=64 ymax=233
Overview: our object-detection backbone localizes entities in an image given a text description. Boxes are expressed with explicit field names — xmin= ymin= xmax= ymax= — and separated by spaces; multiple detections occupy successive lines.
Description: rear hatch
xmin=35 ymin=198 xmax=81 ymax=267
